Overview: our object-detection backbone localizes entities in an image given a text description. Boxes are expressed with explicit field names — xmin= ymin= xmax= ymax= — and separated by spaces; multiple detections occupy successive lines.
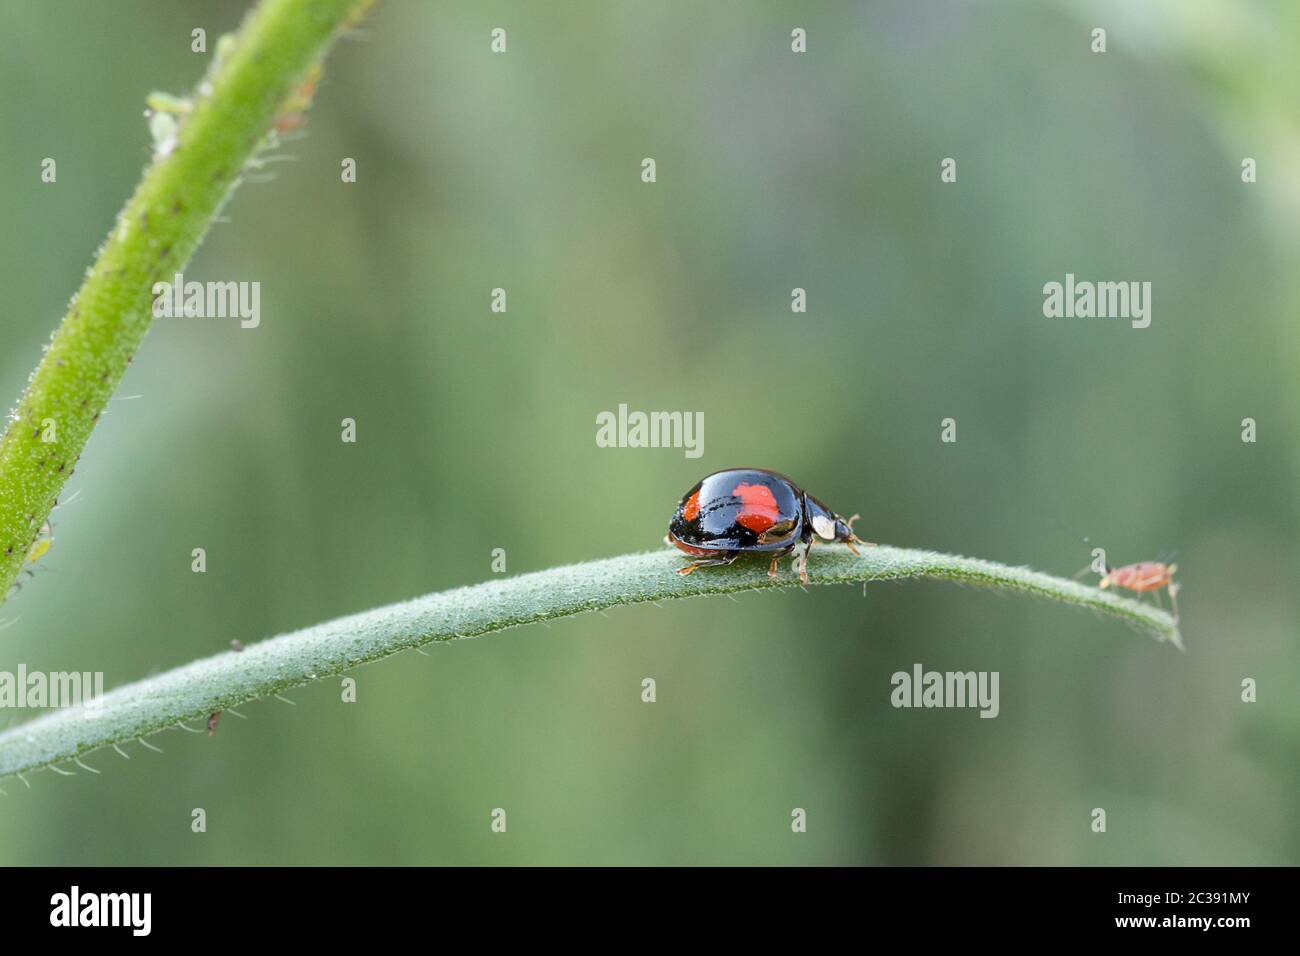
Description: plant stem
xmin=0 ymin=0 xmax=371 ymax=603
xmin=0 ymin=546 xmax=1180 ymax=781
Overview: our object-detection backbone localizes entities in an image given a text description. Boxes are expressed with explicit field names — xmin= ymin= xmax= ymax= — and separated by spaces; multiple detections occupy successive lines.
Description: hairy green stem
xmin=0 ymin=546 xmax=1180 ymax=782
xmin=0 ymin=0 xmax=371 ymax=603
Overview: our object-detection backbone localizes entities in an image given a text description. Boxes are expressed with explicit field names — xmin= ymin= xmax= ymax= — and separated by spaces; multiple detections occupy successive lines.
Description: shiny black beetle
xmin=667 ymin=468 xmax=870 ymax=584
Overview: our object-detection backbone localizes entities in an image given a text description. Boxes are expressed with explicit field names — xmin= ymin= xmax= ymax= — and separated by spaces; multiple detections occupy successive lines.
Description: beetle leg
xmin=767 ymin=544 xmax=797 ymax=581
xmin=676 ymin=551 xmax=740 ymax=576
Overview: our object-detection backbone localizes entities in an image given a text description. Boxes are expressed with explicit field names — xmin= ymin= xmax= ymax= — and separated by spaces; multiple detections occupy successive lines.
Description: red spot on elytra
xmin=732 ymin=482 xmax=779 ymax=534
xmin=683 ymin=490 xmax=701 ymax=522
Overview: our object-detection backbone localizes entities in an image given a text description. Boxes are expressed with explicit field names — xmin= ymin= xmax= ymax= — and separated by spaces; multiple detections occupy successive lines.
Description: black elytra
xmin=666 ymin=468 xmax=871 ymax=583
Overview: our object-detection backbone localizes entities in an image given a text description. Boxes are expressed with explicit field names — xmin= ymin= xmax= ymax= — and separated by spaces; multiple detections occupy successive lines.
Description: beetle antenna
xmin=843 ymin=513 xmax=874 ymax=550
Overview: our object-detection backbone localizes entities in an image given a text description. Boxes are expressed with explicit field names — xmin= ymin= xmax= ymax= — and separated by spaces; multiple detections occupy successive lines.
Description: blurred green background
xmin=1 ymin=0 xmax=1297 ymax=865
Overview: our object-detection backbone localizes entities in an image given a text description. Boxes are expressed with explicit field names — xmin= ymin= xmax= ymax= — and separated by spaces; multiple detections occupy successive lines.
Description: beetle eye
xmin=811 ymin=515 xmax=836 ymax=540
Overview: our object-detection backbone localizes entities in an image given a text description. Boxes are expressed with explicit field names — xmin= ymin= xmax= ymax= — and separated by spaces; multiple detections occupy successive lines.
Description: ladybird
xmin=667 ymin=468 xmax=871 ymax=584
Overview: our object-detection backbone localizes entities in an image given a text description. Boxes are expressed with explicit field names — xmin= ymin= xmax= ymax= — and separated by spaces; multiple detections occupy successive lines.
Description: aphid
xmin=667 ymin=468 xmax=871 ymax=585
xmin=27 ymin=535 xmax=52 ymax=564
xmin=273 ymin=63 xmax=322 ymax=133
xmin=4 ymin=515 xmax=59 ymax=598
xmin=6 ymin=495 xmax=80 ymax=601
xmin=145 ymin=91 xmax=192 ymax=116
xmin=4 ymin=524 xmax=54 ymax=600
xmin=1097 ymin=561 xmax=1179 ymax=618
xmin=144 ymin=91 xmax=191 ymax=158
